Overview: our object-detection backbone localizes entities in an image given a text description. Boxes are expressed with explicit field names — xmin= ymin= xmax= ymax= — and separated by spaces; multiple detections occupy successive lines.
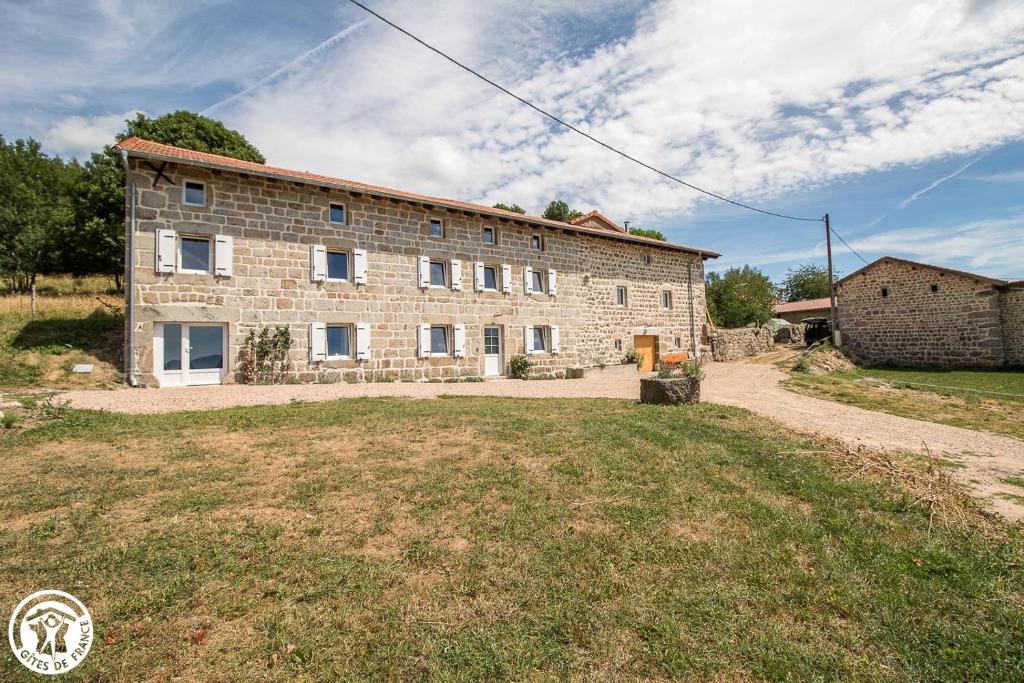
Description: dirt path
xmin=56 ymin=361 xmax=1024 ymax=520
xmin=701 ymin=362 xmax=1024 ymax=521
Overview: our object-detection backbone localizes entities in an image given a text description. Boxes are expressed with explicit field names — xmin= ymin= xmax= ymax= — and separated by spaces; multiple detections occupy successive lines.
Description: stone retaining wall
xmin=709 ymin=327 xmax=774 ymax=362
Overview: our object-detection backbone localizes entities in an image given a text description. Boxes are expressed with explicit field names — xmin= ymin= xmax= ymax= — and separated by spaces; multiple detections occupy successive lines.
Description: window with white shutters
xmin=353 ymin=249 xmax=368 ymax=284
xmin=309 ymin=322 xmax=326 ymax=362
xmin=214 ymin=235 xmax=233 ymax=277
xmin=155 ymin=229 xmax=177 ymax=274
xmin=451 ymin=259 xmax=462 ymax=290
xmin=311 ymin=245 xmax=327 ymax=282
xmin=355 ymin=322 xmax=371 ymax=360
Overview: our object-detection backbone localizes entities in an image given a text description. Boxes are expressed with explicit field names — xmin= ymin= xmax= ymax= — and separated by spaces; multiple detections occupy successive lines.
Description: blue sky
xmin=3 ymin=0 xmax=1023 ymax=281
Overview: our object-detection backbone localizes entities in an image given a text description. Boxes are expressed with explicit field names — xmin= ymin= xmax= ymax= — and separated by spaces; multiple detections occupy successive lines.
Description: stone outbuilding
xmin=835 ymin=256 xmax=1023 ymax=369
xmin=773 ymin=297 xmax=832 ymax=324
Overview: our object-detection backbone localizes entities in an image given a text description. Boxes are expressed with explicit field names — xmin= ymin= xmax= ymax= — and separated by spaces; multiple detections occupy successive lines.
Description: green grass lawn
xmin=1 ymin=397 xmax=1022 ymax=681
xmin=0 ymin=294 xmax=123 ymax=389
xmin=784 ymin=365 xmax=1024 ymax=441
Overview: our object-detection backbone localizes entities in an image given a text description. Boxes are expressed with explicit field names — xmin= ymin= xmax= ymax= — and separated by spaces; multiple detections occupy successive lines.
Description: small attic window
xmin=881 ymin=287 xmax=889 ymax=298
xmin=930 ymin=284 xmax=939 ymax=293
xmin=640 ymin=253 xmax=651 ymax=264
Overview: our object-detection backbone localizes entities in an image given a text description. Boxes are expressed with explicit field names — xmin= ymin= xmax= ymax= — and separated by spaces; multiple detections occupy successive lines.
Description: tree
xmin=116 ymin=110 xmax=265 ymax=163
xmin=705 ymin=266 xmax=778 ymax=328
xmin=0 ymin=136 xmax=75 ymax=292
xmin=628 ymin=227 xmax=666 ymax=241
xmin=542 ymin=200 xmax=583 ymax=223
xmin=493 ymin=202 xmax=525 ymax=214
xmin=778 ymin=263 xmax=836 ymax=302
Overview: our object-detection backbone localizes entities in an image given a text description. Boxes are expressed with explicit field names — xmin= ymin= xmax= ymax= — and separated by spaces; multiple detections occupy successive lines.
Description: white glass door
xmin=483 ymin=326 xmax=502 ymax=376
xmin=155 ymin=323 xmax=226 ymax=386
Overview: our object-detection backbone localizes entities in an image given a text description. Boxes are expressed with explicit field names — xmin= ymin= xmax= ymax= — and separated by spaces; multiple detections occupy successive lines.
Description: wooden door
xmin=633 ymin=335 xmax=657 ymax=372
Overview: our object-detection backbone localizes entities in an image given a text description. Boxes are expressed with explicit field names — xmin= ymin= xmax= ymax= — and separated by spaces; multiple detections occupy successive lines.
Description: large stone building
xmin=835 ymin=256 xmax=1024 ymax=368
xmin=117 ymin=138 xmax=719 ymax=387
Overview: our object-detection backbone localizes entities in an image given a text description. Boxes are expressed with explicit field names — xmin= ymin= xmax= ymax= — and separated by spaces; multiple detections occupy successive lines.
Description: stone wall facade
xmin=1000 ymin=285 xmax=1024 ymax=367
xmin=708 ymin=327 xmax=774 ymax=362
xmin=836 ymin=259 xmax=1008 ymax=368
xmin=125 ymin=159 xmax=710 ymax=385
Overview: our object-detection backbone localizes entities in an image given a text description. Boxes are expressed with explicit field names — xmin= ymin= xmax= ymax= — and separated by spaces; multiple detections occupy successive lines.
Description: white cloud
xmin=212 ymin=0 xmax=1024 ymax=223
xmin=712 ymin=213 xmax=1024 ymax=279
xmin=42 ymin=110 xmax=141 ymax=159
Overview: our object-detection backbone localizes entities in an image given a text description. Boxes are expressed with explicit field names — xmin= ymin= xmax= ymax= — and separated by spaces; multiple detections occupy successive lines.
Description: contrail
xmin=895 ymin=153 xmax=987 ymax=209
xmin=202 ymin=20 xmax=367 ymax=114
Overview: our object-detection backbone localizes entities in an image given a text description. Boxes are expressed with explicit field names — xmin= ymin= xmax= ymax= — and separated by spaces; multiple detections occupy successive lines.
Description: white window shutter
xmin=214 ymin=235 xmax=233 ymax=276
xmin=309 ymin=322 xmax=326 ymax=362
xmin=356 ymin=322 xmax=371 ymax=360
xmin=524 ymin=325 xmax=534 ymax=354
xmin=453 ymin=324 xmax=466 ymax=357
xmin=451 ymin=259 xmax=462 ymax=290
xmin=418 ymin=323 xmax=431 ymax=358
xmin=523 ymin=266 xmax=534 ymax=294
xmin=353 ymin=248 xmax=368 ymax=284
xmin=418 ymin=255 xmax=429 ymax=288
xmin=155 ymin=228 xmax=177 ymax=274
xmin=475 ymin=261 xmax=485 ymax=291
xmin=310 ymin=245 xmax=327 ymax=282
xmin=548 ymin=268 xmax=557 ymax=295
xmin=551 ymin=325 xmax=561 ymax=354
xmin=502 ymin=264 xmax=512 ymax=293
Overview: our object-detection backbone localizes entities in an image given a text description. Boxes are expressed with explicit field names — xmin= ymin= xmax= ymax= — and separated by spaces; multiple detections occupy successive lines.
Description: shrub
xmin=1 ymin=412 xmax=17 ymax=429
xmin=509 ymin=354 xmax=533 ymax=380
xmin=622 ymin=349 xmax=643 ymax=366
xmin=655 ymin=360 xmax=704 ymax=381
xmin=239 ymin=325 xmax=292 ymax=384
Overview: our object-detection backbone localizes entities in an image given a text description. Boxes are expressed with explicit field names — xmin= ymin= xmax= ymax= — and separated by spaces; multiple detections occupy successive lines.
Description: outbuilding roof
xmin=834 ymin=256 xmax=1008 ymax=288
xmin=773 ymin=297 xmax=832 ymax=314
xmin=116 ymin=137 xmax=720 ymax=259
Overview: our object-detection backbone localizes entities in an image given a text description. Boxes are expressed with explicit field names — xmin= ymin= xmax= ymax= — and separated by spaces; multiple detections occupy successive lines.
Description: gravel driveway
xmin=58 ymin=362 xmax=1024 ymax=520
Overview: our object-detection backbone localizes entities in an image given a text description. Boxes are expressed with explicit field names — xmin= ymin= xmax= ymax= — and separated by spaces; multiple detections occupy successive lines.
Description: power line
xmin=345 ymin=0 xmax=823 ymax=224
xmin=828 ymin=226 xmax=870 ymax=265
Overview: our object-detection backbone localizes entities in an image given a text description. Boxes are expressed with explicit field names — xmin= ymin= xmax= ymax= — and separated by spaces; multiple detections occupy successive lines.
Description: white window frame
xmin=614 ymin=339 xmax=622 ymax=352
xmin=531 ymin=268 xmax=546 ymax=294
xmin=178 ymin=234 xmax=213 ymax=275
xmin=328 ymin=203 xmax=346 ymax=225
xmin=531 ymin=234 xmax=544 ymax=251
xmin=662 ymin=290 xmax=673 ymax=309
xmin=326 ymin=249 xmax=351 ymax=282
xmin=532 ymin=325 xmax=549 ymax=354
xmin=482 ymin=226 xmax=496 ymax=245
xmin=429 ymin=324 xmax=451 ymax=357
xmin=482 ymin=264 xmax=500 ymax=291
xmin=429 ymin=259 xmax=449 ymax=288
xmin=325 ymin=324 xmax=354 ymax=360
xmin=616 ymin=286 xmax=628 ymax=307
xmin=182 ymin=180 xmax=207 ymax=207
xmin=429 ymin=218 xmax=445 ymax=239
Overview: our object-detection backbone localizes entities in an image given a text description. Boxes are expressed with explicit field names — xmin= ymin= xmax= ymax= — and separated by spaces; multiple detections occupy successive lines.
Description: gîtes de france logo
xmin=8 ymin=590 xmax=93 ymax=675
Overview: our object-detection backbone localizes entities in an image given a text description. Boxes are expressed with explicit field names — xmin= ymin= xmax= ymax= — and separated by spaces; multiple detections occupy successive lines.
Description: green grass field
xmin=784 ymin=364 xmax=1024 ymax=441
xmin=2 ymin=397 xmax=1022 ymax=681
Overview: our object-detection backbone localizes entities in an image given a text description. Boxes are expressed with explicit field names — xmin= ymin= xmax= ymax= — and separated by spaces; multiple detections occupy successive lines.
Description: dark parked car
xmin=801 ymin=317 xmax=832 ymax=347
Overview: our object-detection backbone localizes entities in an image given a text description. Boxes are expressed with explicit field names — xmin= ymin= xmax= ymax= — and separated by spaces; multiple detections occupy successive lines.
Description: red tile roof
xmin=569 ymin=210 xmax=626 ymax=233
xmin=116 ymin=137 xmax=719 ymax=258
xmin=773 ymin=297 xmax=832 ymax=314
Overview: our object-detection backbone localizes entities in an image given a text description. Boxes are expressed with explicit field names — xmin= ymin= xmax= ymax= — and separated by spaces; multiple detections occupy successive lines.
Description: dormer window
xmin=183 ymin=181 xmax=206 ymax=207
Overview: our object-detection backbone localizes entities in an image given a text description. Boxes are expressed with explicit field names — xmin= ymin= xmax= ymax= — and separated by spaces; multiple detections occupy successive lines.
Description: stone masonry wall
xmin=1000 ymin=285 xmax=1024 ymax=367
xmin=126 ymin=159 xmax=708 ymax=385
xmin=709 ymin=327 xmax=774 ymax=362
xmin=836 ymin=259 xmax=1004 ymax=368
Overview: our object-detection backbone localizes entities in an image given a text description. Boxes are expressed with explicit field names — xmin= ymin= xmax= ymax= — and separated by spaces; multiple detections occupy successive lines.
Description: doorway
xmin=483 ymin=325 xmax=503 ymax=377
xmin=633 ymin=335 xmax=658 ymax=372
xmin=154 ymin=323 xmax=227 ymax=387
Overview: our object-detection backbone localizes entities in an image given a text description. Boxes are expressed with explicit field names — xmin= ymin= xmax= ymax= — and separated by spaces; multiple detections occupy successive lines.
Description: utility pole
xmin=824 ymin=213 xmax=838 ymax=344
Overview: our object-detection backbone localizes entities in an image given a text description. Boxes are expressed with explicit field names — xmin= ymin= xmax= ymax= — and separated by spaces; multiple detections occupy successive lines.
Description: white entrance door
xmin=483 ymin=325 xmax=502 ymax=377
xmin=155 ymin=323 xmax=227 ymax=387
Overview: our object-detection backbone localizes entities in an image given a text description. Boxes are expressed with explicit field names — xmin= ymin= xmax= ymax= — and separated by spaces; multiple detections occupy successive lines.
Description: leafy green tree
xmin=628 ymin=227 xmax=666 ymax=241
xmin=542 ymin=200 xmax=583 ymax=223
xmin=778 ymin=263 xmax=836 ymax=302
xmin=705 ymin=266 xmax=778 ymax=328
xmin=117 ymin=111 xmax=265 ymax=163
xmin=492 ymin=202 xmax=526 ymax=214
xmin=0 ymin=136 xmax=75 ymax=292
